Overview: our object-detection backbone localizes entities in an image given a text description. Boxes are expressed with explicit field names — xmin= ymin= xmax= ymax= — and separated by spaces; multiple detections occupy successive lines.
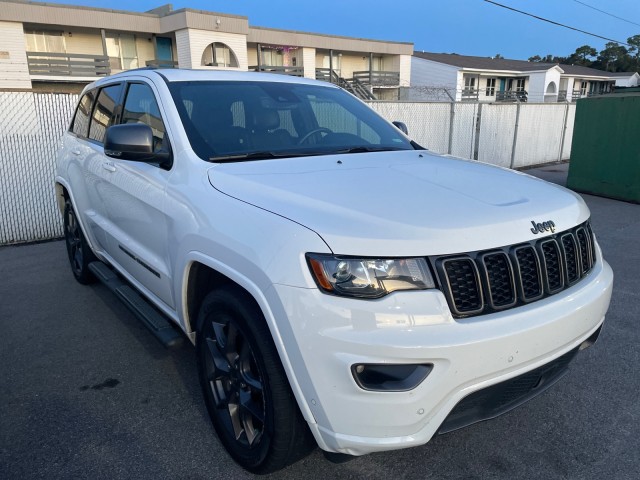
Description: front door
xmin=156 ymin=37 xmax=173 ymax=61
xmin=99 ymin=81 xmax=175 ymax=309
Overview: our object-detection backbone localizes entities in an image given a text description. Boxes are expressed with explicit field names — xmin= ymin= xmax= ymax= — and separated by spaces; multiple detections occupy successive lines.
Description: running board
xmin=89 ymin=261 xmax=183 ymax=348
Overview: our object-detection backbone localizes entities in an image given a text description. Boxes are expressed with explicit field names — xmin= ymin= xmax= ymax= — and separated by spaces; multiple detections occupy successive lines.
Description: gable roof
xmin=412 ymin=52 xmax=554 ymax=72
xmin=607 ymin=71 xmax=640 ymax=77
xmin=413 ymin=51 xmax=634 ymax=79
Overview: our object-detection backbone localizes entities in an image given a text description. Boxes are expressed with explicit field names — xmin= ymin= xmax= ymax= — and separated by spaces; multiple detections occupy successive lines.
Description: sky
xmin=36 ymin=0 xmax=640 ymax=60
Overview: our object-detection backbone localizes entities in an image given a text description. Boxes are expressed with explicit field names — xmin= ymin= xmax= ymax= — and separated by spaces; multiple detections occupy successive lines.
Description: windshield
xmin=167 ymin=80 xmax=415 ymax=161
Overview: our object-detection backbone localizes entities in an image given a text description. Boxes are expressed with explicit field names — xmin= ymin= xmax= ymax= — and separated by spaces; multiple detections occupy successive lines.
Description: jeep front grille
xmin=432 ymin=221 xmax=596 ymax=318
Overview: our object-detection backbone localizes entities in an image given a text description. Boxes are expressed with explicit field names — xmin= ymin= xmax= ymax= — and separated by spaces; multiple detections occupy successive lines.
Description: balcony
xmin=249 ymin=65 xmax=303 ymax=76
xmin=26 ymin=52 xmax=110 ymax=77
xmin=495 ymin=90 xmax=528 ymax=102
xmin=352 ymin=71 xmax=400 ymax=87
xmin=461 ymin=88 xmax=479 ymax=101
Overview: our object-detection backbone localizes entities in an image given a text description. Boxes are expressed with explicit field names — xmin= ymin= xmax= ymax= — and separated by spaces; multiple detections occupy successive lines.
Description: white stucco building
xmin=410 ymin=52 xmax=628 ymax=103
xmin=0 ymin=0 xmax=413 ymax=99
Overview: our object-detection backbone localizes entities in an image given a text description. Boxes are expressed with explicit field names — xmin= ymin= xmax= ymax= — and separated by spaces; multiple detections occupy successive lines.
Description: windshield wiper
xmin=210 ymin=151 xmax=282 ymax=163
xmin=332 ymin=146 xmax=410 ymax=155
xmin=210 ymin=150 xmax=341 ymax=163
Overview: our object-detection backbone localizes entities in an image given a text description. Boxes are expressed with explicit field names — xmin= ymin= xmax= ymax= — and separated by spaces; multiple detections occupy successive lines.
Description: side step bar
xmin=89 ymin=261 xmax=184 ymax=348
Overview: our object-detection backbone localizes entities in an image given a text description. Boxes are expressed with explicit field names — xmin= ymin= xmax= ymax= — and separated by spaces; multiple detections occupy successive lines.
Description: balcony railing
xmin=145 ymin=59 xmax=178 ymax=68
xmin=249 ymin=65 xmax=304 ymax=76
xmin=352 ymin=71 xmax=400 ymax=86
xmin=26 ymin=52 xmax=110 ymax=77
xmin=461 ymin=88 xmax=480 ymax=101
xmin=315 ymin=68 xmax=338 ymax=83
xmin=495 ymin=90 xmax=528 ymax=102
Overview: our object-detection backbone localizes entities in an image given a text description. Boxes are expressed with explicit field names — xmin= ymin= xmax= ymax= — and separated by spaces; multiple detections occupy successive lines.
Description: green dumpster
xmin=567 ymin=92 xmax=640 ymax=203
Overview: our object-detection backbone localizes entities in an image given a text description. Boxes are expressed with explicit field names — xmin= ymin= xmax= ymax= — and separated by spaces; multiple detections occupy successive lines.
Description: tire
xmin=196 ymin=286 xmax=314 ymax=474
xmin=63 ymin=198 xmax=97 ymax=284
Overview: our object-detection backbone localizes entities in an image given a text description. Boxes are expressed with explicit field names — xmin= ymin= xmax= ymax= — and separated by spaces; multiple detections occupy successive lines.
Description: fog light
xmin=351 ymin=363 xmax=433 ymax=392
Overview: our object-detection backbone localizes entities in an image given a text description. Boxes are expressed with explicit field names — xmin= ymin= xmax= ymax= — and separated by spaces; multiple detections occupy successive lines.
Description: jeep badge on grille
xmin=530 ymin=220 xmax=556 ymax=234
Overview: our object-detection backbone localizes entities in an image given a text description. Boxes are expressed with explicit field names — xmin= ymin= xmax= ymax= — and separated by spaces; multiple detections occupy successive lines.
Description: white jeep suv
xmin=55 ymin=69 xmax=613 ymax=473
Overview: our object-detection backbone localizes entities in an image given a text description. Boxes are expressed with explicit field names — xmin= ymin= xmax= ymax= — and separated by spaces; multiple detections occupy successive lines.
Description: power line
xmin=572 ymin=0 xmax=640 ymax=29
xmin=483 ymin=0 xmax=631 ymax=47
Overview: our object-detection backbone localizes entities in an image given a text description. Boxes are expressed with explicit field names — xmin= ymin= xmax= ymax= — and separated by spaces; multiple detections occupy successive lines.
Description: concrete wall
xmin=0 ymin=21 xmax=31 ymax=89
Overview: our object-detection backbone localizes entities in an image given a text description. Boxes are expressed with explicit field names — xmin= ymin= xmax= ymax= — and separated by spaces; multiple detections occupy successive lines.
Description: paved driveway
xmin=1 ymin=164 xmax=638 ymax=479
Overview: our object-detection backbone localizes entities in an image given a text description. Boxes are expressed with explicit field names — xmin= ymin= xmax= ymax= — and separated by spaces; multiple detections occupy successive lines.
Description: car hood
xmin=207 ymin=151 xmax=589 ymax=256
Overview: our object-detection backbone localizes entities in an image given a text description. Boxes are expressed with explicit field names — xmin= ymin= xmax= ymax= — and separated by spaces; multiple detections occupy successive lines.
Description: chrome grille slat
xmin=432 ymin=221 xmax=596 ymax=318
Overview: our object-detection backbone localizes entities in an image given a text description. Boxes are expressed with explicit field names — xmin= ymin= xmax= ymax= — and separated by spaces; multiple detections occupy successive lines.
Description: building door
xmin=156 ymin=37 xmax=173 ymax=61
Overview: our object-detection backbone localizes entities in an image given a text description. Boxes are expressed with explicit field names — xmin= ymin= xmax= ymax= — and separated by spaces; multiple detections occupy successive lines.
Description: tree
xmin=597 ymin=42 xmax=629 ymax=72
xmin=628 ymin=35 xmax=640 ymax=69
xmin=567 ymin=45 xmax=597 ymax=66
xmin=628 ymin=34 xmax=640 ymax=59
xmin=528 ymin=55 xmax=542 ymax=62
xmin=494 ymin=53 xmax=504 ymax=59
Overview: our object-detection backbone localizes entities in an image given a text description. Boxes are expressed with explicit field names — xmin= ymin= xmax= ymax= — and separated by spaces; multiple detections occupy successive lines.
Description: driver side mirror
xmin=392 ymin=121 xmax=408 ymax=135
xmin=104 ymin=124 xmax=171 ymax=166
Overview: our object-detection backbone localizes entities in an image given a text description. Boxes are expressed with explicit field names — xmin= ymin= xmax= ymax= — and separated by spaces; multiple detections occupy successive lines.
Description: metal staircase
xmin=315 ymin=68 xmax=376 ymax=100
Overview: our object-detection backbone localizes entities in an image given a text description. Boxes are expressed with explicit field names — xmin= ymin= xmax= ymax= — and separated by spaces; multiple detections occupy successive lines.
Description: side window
xmin=88 ymin=83 xmax=123 ymax=144
xmin=122 ymin=83 xmax=167 ymax=152
xmin=71 ymin=91 xmax=95 ymax=138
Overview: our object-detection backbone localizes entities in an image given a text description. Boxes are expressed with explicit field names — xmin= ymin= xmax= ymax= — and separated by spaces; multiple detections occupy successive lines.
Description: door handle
xmin=71 ymin=149 xmax=81 ymax=155
xmin=102 ymin=162 xmax=117 ymax=173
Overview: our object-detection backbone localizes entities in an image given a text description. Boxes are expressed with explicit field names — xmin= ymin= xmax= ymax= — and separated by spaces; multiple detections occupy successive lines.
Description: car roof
xmin=87 ymin=68 xmax=338 ymax=90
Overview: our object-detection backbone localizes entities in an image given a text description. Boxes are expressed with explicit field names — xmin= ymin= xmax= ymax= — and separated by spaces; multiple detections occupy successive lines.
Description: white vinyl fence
xmin=0 ymin=92 xmax=575 ymax=245
xmin=367 ymin=101 xmax=576 ymax=169
xmin=0 ymin=92 xmax=78 ymax=245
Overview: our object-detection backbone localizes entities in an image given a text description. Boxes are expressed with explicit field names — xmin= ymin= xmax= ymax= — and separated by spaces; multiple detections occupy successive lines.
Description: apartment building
xmin=0 ymin=1 xmax=413 ymax=99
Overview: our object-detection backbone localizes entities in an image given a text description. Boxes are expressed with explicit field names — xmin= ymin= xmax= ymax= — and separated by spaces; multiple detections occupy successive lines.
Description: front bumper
xmin=270 ymin=255 xmax=613 ymax=456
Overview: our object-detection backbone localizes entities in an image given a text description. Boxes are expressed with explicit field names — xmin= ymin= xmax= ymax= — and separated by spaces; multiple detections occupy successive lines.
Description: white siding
xmin=398 ymin=54 xmax=411 ymax=87
xmin=182 ymin=28 xmax=248 ymax=70
xmin=175 ymin=29 xmax=192 ymax=68
xmin=410 ymin=57 xmax=459 ymax=89
xmin=0 ymin=21 xmax=31 ymax=89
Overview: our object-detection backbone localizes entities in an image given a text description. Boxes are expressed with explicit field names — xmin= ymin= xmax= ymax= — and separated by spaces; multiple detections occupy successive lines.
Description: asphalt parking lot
xmin=1 ymin=164 xmax=638 ymax=479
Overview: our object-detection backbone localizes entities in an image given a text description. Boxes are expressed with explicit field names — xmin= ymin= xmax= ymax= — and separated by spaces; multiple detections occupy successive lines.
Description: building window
xmin=261 ymin=48 xmax=284 ymax=67
xmin=106 ymin=33 xmax=139 ymax=71
xmin=201 ymin=42 xmax=239 ymax=68
xmin=486 ymin=78 xmax=496 ymax=96
xmin=580 ymin=81 xmax=588 ymax=96
xmin=24 ymin=30 xmax=66 ymax=53
xmin=464 ymin=76 xmax=476 ymax=91
xmin=516 ymin=78 xmax=526 ymax=92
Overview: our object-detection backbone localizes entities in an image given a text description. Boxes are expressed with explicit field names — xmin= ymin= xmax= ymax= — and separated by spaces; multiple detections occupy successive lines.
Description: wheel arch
xmin=55 ymin=181 xmax=68 ymax=214
xmin=181 ymin=253 xmax=319 ymax=429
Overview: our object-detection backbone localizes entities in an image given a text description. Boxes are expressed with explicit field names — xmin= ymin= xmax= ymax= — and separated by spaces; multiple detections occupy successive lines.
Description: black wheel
xmin=63 ymin=198 xmax=96 ymax=284
xmin=196 ymin=287 xmax=314 ymax=474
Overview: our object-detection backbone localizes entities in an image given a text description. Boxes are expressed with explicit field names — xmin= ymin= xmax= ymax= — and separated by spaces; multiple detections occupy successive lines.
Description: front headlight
xmin=306 ymin=254 xmax=436 ymax=299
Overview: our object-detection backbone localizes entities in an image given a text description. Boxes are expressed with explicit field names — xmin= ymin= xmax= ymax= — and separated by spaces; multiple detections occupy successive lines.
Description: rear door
xmin=64 ymin=87 xmax=114 ymax=254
